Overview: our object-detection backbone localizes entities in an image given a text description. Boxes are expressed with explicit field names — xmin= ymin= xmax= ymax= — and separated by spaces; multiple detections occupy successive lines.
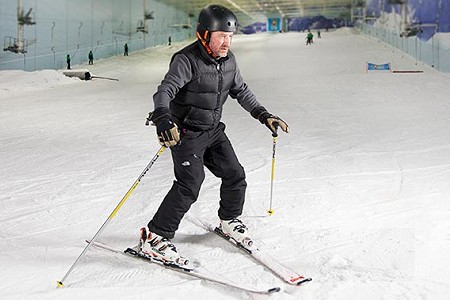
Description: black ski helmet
xmin=197 ymin=5 xmax=238 ymax=41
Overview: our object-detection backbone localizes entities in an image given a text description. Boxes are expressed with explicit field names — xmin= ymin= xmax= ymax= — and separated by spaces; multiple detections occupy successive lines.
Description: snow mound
xmin=0 ymin=69 xmax=78 ymax=97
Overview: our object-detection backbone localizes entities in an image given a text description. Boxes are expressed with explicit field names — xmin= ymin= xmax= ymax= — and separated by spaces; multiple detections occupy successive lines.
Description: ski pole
xmin=57 ymin=146 xmax=166 ymax=287
xmin=267 ymin=126 xmax=278 ymax=216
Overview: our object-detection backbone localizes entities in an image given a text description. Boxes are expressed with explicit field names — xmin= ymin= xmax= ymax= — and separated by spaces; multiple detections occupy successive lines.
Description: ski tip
xmin=56 ymin=281 xmax=65 ymax=288
xmin=268 ymin=287 xmax=281 ymax=293
xmin=267 ymin=209 xmax=274 ymax=216
xmin=296 ymin=277 xmax=312 ymax=285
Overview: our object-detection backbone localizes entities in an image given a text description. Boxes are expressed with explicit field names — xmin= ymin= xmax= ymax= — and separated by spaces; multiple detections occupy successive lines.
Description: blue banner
xmin=268 ymin=18 xmax=281 ymax=32
xmin=367 ymin=62 xmax=391 ymax=71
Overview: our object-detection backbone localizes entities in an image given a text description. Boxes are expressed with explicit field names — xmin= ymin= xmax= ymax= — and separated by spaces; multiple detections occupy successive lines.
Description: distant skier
xmin=317 ymin=30 xmax=321 ymax=38
xmin=124 ymin=43 xmax=129 ymax=56
xmin=66 ymin=54 xmax=71 ymax=69
xmin=168 ymin=36 xmax=172 ymax=46
xmin=88 ymin=51 xmax=94 ymax=65
xmin=306 ymin=31 xmax=314 ymax=45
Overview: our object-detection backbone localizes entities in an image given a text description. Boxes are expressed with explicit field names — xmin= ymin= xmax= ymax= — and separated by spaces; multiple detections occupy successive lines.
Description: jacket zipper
xmin=214 ymin=62 xmax=223 ymax=127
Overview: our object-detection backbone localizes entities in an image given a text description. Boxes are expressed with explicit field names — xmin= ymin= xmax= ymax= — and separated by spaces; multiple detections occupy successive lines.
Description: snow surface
xmin=1 ymin=28 xmax=450 ymax=300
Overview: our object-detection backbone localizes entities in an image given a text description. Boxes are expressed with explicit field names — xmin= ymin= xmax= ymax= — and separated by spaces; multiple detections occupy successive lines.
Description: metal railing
xmin=358 ymin=24 xmax=450 ymax=73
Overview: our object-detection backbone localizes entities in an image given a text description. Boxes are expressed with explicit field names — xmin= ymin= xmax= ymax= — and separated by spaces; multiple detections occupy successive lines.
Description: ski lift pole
xmin=93 ymin=40 xmax=100 ymax=54
xmin=57 ymin=146 xmax=166 ymax=288
xmin=267 ymin=126 xmax=278 ymax=216
xmin=71 ymin=44 xmax=80 ymax=60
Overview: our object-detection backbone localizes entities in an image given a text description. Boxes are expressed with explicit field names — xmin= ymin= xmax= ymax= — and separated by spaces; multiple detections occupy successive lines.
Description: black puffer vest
xmin=169 ymin=41 xmax=237 ymax=131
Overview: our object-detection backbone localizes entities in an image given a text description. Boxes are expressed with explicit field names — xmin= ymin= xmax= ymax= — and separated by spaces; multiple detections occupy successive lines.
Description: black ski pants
xmin=148 ymin=122 xmax=247 ymax=239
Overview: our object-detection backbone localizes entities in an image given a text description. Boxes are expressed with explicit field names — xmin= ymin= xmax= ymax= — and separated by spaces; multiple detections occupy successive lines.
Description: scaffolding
xmin=3 ymin=36 xmax=28 ymax=53
xmin=3 ymin=0 xmax=36 ymax=54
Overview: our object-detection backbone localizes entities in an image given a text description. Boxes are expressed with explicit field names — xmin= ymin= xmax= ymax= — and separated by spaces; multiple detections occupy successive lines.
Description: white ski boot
xmin=139 ymin=227 xmax=189 ymax=267
xmin=219 ymin=218 xmax=254 ymax=248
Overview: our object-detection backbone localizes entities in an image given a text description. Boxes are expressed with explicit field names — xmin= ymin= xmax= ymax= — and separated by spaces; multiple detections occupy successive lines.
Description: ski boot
xmin=138 ymin=227 xmax=190 ymax=268
xmin=219 ymin=218 xmax=254 ymax=249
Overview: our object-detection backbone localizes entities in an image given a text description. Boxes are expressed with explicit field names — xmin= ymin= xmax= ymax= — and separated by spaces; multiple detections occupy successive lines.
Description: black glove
xmin=252 ymin=107 xmax=289 ymax=136
xmin=148 ymin=108 xmax=180 ymax=147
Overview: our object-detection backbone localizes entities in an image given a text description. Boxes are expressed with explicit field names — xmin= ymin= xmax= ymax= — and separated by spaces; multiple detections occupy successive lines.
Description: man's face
xmin=208 ymin=31 xmax=233 ymax=58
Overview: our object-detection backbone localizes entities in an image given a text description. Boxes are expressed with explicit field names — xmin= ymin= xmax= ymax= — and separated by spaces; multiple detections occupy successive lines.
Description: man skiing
xmin=140 ymin=4 xmax=289 ymax=266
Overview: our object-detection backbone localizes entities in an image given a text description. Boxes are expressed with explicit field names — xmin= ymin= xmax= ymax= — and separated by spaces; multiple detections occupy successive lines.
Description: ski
xmin=187 ymin=217 xmax=312 ymax=285
xmin=86 ymin=240 xmax=281 ymax=295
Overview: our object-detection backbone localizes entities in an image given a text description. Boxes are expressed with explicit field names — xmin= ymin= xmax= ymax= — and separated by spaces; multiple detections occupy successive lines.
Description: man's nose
xmin=223 ymin=36 xmax=231 ymax=46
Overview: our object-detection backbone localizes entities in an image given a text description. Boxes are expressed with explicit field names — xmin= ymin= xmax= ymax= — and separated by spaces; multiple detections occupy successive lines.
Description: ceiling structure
xmin=156 ymin=0 xmax=355 ymax=26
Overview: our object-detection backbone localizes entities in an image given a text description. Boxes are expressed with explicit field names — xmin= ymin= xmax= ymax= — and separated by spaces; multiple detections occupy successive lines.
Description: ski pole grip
xmin=272 ymin=122 xmax=279 ymax=137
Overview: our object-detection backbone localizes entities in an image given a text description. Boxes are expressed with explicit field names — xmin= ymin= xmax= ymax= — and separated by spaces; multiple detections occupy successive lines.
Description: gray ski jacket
xmin=153 ymin=40 xmax=263 ymax=131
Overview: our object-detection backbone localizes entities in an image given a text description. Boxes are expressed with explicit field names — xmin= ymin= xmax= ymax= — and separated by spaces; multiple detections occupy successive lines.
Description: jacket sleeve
xmin=153 ymin=54 xmax=193 ymax=110
xmin=229 ymin=63 xmax=266 ymax=119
